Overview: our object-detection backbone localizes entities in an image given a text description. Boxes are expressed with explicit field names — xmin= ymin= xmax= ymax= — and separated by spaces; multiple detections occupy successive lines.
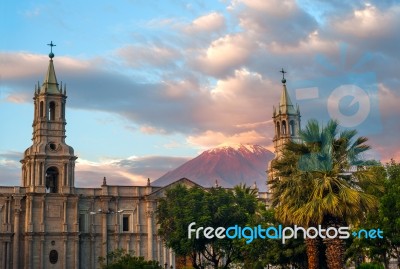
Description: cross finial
xmin=280 ymin=68 xmax=287 ymax=84
xmin=47 ymin=41 xmax=56 ymax=59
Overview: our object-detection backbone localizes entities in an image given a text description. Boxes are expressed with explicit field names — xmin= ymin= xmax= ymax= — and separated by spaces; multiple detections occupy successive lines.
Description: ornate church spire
xmin=272 ymin=68 xmax=301 ymax=158
xmin=40 ymin=41 xmax=60 ymax=94
xmin=21 ymin=42 xmax=77 ymax=194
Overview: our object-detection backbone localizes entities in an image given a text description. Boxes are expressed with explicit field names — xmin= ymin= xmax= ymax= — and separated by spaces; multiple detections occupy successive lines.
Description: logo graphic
xmin=288 ymin=44 xmax=381 ymax=171
xmin=188 ymin=223 xmax=383 ymax=244
xmin=292 ymin=44 xmax=380 ymax=132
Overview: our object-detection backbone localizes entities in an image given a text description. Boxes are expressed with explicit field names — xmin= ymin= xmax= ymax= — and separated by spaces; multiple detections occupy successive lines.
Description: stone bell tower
xmin=272 ymin=68 xmax=301 ymax=159
xmin=267 ymin=69 xmax=301 ymax=202
xmin=21 ymin=42 xmax=77 ymax=194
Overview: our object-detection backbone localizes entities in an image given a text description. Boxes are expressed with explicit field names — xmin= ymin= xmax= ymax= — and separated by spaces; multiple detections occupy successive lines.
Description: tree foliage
xmin=99 ymin=248 xmax=162 ymax=269
xmin=347 ymin=160 xmax=400 ymax=269
xmin=239 ymin=207 xmax=308 ymax=269
xmin=156 ymin=184 xmax=259 ymax=269
xmin=270 ymin=119 xmax=381 ymax=269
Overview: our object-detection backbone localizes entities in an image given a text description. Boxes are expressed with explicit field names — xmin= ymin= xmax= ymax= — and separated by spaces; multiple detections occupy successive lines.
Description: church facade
xmin=0 ymin=51 xmax=179 ymax=269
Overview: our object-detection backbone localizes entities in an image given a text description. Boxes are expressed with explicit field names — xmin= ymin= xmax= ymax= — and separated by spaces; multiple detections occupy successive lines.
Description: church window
xmin=282 ymin=120 xmax=287 ymax=135
xmin=122 ymin=215 xmax=130 ymax=232
xmin=61 ymin=102 xmax=65 ymax=118
xmin=45 ymin=167 xmax=59 ymax=193
xmin=289 ymin=120 xmax=295 ymax=136
xmin=49 ymin=250 xmax=58 ymax=264
xmin=40 ymin=101 xmax=44 ymax=117
xmin=49 ymin=101 xmax=56 ymax=120
xmin=276 ymin=122 xmax=281 ymax=137
xmin=79 ymin=213 xmax=87 ymax=232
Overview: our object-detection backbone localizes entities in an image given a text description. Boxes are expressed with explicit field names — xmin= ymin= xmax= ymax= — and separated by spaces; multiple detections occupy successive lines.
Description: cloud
xmin=191 ymin=34 xmax=253 ymax=77
xmin=139 ymin=125 xmax=167 ymax=135
xmin=187 ymin=130 xmax=267 ymax=149
xmin=75 ymin=155 xmax=190 ymax=187
xmin=231 ymin=0 xmax=318 ymax=45
xmin=24 ymin=7 xmax=41 ymax=18
xmin=116 ymin=44 xmax=181 ymax=69
xmin=332 ymin=4 xmax=400 ymax=39
xmin=2 ymin=0 xmax=400 ymax=162
xmin=185 ymin=12 xmax=225 ymax=33
xmin=0 ymin=151 xmax=22 ymax=186
xmin=0 ymin=149 xmax=190 ymax=188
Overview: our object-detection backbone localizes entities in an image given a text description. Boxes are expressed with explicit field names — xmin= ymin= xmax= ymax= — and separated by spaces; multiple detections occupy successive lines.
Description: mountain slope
xmin=153 ymin=144 xmax=274 ymax=191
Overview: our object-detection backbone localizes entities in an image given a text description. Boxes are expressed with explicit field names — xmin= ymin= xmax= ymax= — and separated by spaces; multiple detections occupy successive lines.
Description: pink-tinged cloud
xmin=116 ymin=44 xmax=180 ymax=69
xmin=333 ymin=4 xmax=400 ymax=38
xmin=185 ymin=12 xmax=225 ymax=34
xmin=192 ymin=34 xmax=253 ymax=77
xmin=75 ymin=155 xmax=190 ymax=187
xmin=0 ymin=154 xmax=191 ymax=188
xmin=187 ymin=130 xmax=268 ymax=150
xmin=2 ymin=0 xmax=400 ymax=162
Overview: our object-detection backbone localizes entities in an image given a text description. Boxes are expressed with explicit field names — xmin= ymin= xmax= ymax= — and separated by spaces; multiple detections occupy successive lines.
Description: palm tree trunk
xmin=324 ymin=238 xmax=344 ymax=269
xmin=305 ymin=238 xmax=320 ymax=269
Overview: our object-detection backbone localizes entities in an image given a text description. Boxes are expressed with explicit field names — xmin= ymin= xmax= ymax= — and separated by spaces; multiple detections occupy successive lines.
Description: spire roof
xmin=40 ymin=41 xmax=61 ymax=94
xmin=279 ymin=83 xmax=296 ymax=114
xmin=40 ymin=59 xmax=60 ymax=94
xmin=278 ymin=68 xmax=296 ymax=114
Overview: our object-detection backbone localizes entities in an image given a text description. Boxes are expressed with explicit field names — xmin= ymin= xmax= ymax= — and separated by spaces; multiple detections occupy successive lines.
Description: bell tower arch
xmin=21 ymin=43 xmax=77 ymax=194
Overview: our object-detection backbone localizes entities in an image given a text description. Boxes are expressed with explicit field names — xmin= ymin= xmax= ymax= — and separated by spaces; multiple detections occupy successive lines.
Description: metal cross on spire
xmin=280 ymin=68 xmax=287 ymax=84
xmin=47 ymin=41 xmax=56 ymax=59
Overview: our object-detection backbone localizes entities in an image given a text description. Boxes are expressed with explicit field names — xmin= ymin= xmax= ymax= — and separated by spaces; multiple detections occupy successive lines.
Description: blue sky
xmin=1 ymin=0 xmax=400 ymax=187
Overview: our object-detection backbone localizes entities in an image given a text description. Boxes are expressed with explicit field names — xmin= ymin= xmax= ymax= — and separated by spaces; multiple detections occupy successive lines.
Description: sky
xmin=1 ymin=0 xmax=399 ymax=187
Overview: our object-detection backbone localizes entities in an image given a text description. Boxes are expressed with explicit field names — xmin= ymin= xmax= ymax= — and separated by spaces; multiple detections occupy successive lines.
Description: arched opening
xmin=282 ymin=120 xmax=287 ymax=135
xmin=289 ymin=120 xmax=295 ymax=136
xmin=276 ymin=122 xmax=281 ymax=138
xmin=45 ymin=167 xmax=59 ymax=193
xmin=40 ymin=101 xmax=44 ymax=117
xmin=61 ymin=102 xmax=65 ymax=118
xmin=49 ymin=102 xmax=56 ymax=121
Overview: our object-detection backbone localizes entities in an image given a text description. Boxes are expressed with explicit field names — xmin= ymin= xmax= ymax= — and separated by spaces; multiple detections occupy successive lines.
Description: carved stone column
xmin=146 ymin=206 xmax=154 ymax=260
xmin=12 ymin=195 xmax=23 ymax=269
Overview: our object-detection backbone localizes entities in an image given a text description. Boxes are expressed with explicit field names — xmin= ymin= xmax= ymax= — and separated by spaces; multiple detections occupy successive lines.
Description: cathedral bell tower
xmin=267 ymin=69 xmax=301 ymax=202
xmin=272 ymin=69 xmax=301 ymax=158
xmin=21 ymin=42 xmax=77 ymax=194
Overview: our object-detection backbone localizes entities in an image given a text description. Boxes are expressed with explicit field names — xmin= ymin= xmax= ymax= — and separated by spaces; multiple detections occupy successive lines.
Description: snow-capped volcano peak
xmin=153 ymin=144 xmax=275 ymax=191
xmin=206 ymin=144 xmax=267 ymax=155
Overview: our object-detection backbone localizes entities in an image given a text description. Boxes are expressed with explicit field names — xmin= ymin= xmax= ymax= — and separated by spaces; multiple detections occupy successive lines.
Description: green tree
xmin=157 ymin=185 xmax=208 ymax=269
xmin=380 ymin=160 xmax=400 ymax=268
xmin=157 ymin=184 xmax=259 ymax=269
xmin=239 ymin=207 xmax=308 ymax=269
xmin=98 ymin=248 xmax=162 ymax=269
xmin=347 ymin=160 xmax=400 ymax=269
xmin=270 ymin=119 xmax=381 ymax=269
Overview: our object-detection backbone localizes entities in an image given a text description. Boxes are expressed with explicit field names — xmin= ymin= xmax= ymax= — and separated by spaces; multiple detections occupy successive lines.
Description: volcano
xmin=153 ymin=144 xmax=275 ymax=191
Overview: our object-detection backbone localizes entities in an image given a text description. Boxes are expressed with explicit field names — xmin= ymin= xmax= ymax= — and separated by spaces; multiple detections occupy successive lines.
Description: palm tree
xmin=270 ymin=119 xmax=381 ymax=269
